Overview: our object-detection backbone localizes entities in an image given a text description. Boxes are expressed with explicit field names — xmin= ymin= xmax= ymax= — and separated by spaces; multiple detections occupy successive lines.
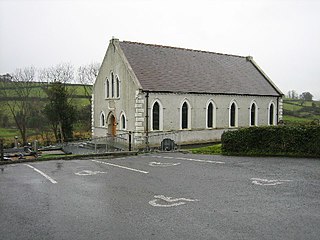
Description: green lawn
xmin=282 ymin=115 xmax=316 ymax=125
xmin=190 ymin=144 xmax=222 ymax=155
xmin=0 ymin=128 xmax=19 ymax=138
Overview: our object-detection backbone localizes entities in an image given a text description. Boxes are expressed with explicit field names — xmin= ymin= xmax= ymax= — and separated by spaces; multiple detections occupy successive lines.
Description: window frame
xmin=100 ymin=111 xmax=106 ymax=127
xmin=249 ymin=101 xmax=258 ymax=126
xmin=229 ymin=100 xmax=238 ymax=128
xmin=180 ymin=99 xmax=191 ymax=130
xmin=151 ymin=100 xmax=163 ymax=131
xmin=111 ymin=72 xmax=115 ymax=98
xmin=116 ymin=76 xmax=120 ymax=98
xmin=105 ymin=78 xmax=110 ymax=99
xmin=268 ymin=102 xmax=275 ymax=125
xmin=206 ymin=100 xmax=216 ymax=129
xmin=120 ymin=112 xmax=126 ymax=130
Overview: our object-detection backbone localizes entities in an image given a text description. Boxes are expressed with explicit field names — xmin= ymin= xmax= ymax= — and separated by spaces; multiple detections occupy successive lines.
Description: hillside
xmin=282 ymin=98 xmax=320 ymax=125
xmin=0 ymin=82 xmax=92 ymax=146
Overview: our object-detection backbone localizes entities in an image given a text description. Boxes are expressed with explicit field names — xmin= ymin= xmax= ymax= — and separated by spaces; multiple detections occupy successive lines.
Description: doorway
xmin=108 ymin=114 xmax=116 ymax=136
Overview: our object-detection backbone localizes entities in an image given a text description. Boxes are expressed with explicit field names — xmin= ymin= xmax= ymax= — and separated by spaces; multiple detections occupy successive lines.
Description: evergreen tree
xmin=44 ymin=82 xmax=76 ymax=142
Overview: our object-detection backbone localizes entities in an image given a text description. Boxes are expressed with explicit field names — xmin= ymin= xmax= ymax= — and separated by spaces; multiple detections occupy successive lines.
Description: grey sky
xmin=1 ymin=0 xmax=319 ymax=99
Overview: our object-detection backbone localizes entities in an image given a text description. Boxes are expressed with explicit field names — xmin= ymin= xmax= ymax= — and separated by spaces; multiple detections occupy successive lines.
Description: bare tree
xmin=287 ymin=90 xmax=299 ymax=99
xmin=77 ymin=62 xmax=100 ymax=103
xmin=0 ymin=67 xmax=37 ymax=145
xmin=39 ymin=63 xmax=74 ymax=84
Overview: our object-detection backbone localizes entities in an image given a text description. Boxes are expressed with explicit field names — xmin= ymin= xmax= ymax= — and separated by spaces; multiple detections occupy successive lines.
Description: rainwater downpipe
xmin=145 ymin=91 xmax=150 ymax=151
xmin=276 ymin=96 xmax=279 ymax=124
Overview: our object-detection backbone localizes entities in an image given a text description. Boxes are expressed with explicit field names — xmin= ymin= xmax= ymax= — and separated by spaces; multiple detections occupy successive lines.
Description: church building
xmin=92 ymin=38 xmax=283 ymax=148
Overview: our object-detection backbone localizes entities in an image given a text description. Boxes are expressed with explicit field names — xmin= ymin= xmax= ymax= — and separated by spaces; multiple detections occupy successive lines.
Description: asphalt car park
xmin=0 ymin=153 xmax=319 ymax=240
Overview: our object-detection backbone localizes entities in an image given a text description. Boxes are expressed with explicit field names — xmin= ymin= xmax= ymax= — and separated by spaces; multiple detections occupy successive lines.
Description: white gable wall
xmin=92 ymin=39 xmax=140 ymax=138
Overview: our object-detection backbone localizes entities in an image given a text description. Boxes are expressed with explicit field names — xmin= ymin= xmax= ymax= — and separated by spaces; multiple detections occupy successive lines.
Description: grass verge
xmin=190 ymin=144 xmax=222 ymax=155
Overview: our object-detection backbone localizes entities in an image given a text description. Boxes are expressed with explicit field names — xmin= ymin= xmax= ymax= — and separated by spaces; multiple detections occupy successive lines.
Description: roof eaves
xmin=142 ymin=89 xmax=281 ymax=97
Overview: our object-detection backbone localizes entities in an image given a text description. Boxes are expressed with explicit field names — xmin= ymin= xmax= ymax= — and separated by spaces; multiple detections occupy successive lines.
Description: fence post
xmin=0 ymin=139 xmax=4 ymax=161
xmin=128 ymin=132 xmax=132 ymax=151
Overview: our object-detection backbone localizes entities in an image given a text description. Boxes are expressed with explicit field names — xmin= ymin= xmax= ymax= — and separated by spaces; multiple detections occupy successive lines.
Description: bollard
xmin=14 ymin=136 xmax=18 ymax=148
xmin=0 ymin=139 xmax=4 ymax=161
xmin=33 ymin=140 xmax=38 ymax=154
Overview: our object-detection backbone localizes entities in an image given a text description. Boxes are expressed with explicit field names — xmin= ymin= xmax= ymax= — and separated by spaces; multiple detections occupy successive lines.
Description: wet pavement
xmin=0 ymin=153 xmax=319 ymax=240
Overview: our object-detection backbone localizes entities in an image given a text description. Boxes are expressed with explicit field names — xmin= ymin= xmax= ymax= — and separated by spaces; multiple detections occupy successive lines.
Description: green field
xmin=0 ymin=82 xmax=92 ymax=146
xmin=282 ymin=98 xmax=320 ymax=125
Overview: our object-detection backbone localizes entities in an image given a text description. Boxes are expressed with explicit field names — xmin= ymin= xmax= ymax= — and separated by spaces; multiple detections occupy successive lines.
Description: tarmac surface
xmin=0 ymin=153 xmax=319 ymax=240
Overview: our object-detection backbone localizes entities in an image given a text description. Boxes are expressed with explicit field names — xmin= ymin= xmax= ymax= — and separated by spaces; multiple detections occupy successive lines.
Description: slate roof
xmin=119 ymin=41 xmax=282 ymax=96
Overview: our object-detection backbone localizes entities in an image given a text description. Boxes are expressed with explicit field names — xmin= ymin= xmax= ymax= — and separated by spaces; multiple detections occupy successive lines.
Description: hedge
xmin=221 ymin=126 xmax=320 ymax=157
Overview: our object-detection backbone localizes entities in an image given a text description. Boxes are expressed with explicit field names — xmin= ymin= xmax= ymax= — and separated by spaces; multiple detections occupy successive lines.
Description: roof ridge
xmin=121 ymin=40 xmax=246 ymax=59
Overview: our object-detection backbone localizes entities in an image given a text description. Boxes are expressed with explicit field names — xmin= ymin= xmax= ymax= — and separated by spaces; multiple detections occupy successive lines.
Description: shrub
xmin=221 ymin=126 xmax=320 ymax=157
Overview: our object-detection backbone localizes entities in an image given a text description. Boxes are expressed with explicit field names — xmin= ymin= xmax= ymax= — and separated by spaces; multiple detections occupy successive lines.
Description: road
xmin=0 ymin=153 xmax=319 ymax=240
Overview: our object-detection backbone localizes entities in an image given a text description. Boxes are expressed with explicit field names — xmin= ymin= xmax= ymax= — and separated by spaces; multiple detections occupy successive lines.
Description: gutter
xmin=142 ymin=90 xmax=281 ymax=98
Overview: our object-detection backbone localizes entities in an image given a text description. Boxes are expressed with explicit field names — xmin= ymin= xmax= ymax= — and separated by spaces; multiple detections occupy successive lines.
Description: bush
xmin=221 ymin=126 xmax=320 ymax=157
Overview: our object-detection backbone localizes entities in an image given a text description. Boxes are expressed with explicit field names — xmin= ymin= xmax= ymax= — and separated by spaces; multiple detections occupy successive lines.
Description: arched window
xmin=100 ymin=112 xmax=105 ymax=127
xmin=111 ymin=72 xmax=114 ymax=98
xmin=229 ymin=101 xmax=238 ymax=127
xmin=269 ymin=103 xmax=275 ymax=125
xmin=206 ymin=100 xmax=216 ymax=129
xmin=151 ymin=100 xmax=163 ymax=131
xmin=105 ymin=79 xmax=109 ymax=98
xmin=207 ymin=103 xmax=213 ymax=128
xmin=181 ymin=102 xmax=189 ymax=129
xmin=120 ymin=113 xmax=126 ymax=130
xmin=152 ymin=102 xmax=160 ymax=130
xmin=116 ymin=76 xmax=120 ymax=98
xmin=250 ymin=102 xmax=257 ymax=126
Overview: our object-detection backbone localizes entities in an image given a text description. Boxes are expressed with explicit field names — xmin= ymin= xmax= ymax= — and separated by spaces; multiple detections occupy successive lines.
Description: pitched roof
xmin=119 ymin=41 xmax=282 ymax=96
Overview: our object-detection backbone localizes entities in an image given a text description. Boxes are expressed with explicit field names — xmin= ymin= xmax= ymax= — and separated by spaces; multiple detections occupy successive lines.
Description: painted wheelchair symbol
xmin=149 ymin=195 xmax=198 ymax=207
xmin=251 ymin=178 xmax=292 ymax=186
xmin=148 ymin=162 xmax=181 ymax=167
xmin=75 ymin=170 xmax=107 ymax=176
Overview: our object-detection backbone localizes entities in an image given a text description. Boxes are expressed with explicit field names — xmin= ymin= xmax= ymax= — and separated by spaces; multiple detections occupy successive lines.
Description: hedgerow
xmin=221 ymin=126 xmax=320 ymax=157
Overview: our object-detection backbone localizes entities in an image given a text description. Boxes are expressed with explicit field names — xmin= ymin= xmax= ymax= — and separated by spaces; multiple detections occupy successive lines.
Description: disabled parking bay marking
xmin=75 ymin=170 xmax=107 ymax=176
xmin=92 ymin=160 xmax=149 ymax=174
xmin=149 ymin=195 xmax=199 ymax=208
xmin=148 ymin=162 xmax=181 ymax=167
xmin=251 ymin=178 xmax=292 ymax=186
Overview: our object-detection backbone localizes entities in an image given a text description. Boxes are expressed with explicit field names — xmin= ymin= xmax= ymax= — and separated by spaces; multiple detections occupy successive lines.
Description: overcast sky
xmin=1 ymin=0 xmax=319 ymax=99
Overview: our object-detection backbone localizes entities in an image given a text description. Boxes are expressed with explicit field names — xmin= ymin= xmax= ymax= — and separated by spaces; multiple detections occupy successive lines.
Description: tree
xmin=300 ymin=92 xmax=313 ymax=101
xmin=44 ymin=82 xmax=76 ymax=142
xmin=0 ymin=67 xmax=38 ymax=145
xmin=287 ymin=90 xmax=298 ymax=99
xmin=77 ymin=62 xmax=100 ymax=104
xmin=40 ymin=64 xmax=76 ymax=142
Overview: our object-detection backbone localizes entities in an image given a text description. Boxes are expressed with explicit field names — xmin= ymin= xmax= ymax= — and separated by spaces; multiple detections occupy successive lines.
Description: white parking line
xmin=24 ymin=164 xmax=57 ymax=184
xmin=174 ymin=157 xmax=225 ymax=164
xmin=92 ymin=160 xmax=149 ymax=174
xmin=142 ymin=155 xmax=224 ymax=164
